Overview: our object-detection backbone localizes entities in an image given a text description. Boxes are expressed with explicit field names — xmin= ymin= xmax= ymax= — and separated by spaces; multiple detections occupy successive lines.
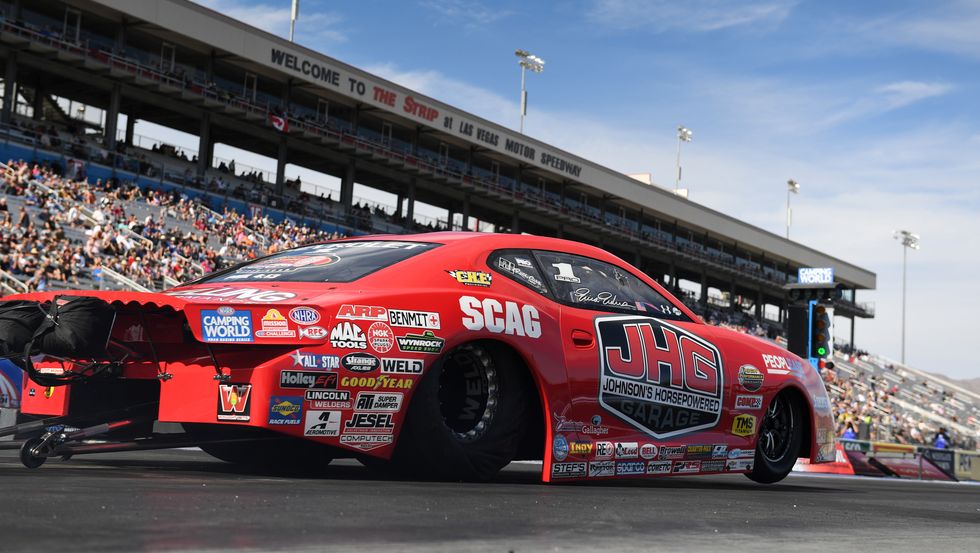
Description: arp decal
xmin=217 ymin=384 xmax=251 ymax=421
xmin=459 ymin=297 xmax=541 ymax=338
xmin=447 ymin=270 xmax=493 ymax=287
xmin=597 ymin=316 xmax=724 ymax=439
xmin=337 ymin=304 xmax=388 ymax=321
xmin=732 ymin=414 xmax=757 ymax=437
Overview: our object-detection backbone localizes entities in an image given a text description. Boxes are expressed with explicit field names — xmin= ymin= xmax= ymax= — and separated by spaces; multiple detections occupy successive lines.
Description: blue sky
xmin=189 ymin=0 xmax=980 ymax=380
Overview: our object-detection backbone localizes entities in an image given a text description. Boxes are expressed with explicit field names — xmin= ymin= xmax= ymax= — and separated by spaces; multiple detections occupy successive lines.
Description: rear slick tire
xmin=745 ymin=391 xmax=803 ymax=484
xmin=392 ymin=341 xmax=531 ymax=482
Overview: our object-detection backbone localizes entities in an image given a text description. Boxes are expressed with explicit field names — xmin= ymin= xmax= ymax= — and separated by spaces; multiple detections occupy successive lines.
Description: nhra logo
xmin=330 ymin=322 xmax=367 ymax=349
xmin=288 ymin=306 xmax=321 ymax=325
xmin=597 ymin=316 xmax=724 ymax=439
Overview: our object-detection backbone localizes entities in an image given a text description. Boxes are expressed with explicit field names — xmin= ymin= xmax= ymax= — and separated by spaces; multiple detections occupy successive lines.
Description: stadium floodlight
xmin=893 ymin=229 xmax=920 ymax=365
xmin=786 ymin=179 xmax=800 ymax=239
xmin=674 ymin=125 xmax=693 ymax=193
xmin=515 ymin=49 xmax=545 ymax=134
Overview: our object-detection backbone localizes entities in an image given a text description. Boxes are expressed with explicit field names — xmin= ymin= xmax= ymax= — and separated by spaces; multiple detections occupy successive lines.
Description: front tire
xmin=746 ymin=390 xmax=803 ymax=484
xmin=392 ymin=342 xmax=531 ymax=481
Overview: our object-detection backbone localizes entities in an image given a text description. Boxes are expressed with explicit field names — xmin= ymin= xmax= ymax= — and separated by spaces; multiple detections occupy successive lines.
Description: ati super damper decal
xmin=597 ymin=316 xmax=724 ymax=439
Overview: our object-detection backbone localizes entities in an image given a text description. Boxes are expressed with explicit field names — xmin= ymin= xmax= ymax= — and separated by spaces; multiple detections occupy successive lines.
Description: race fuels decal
xmin=597 ymin=315 xmax=724 ymax=439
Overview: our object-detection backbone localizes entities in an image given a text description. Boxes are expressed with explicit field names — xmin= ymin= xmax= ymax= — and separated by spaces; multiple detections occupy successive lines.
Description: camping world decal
xmin=597 ymin=316 xmax=724 ymax=439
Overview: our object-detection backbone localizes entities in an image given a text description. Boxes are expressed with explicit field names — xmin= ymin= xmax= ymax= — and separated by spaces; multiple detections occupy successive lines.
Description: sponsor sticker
xmin=615 ymin=442 xmax=639 ymax=459
xmin=341 ymin=352 xmax=380 ymax=373
xmin=308 ymin=399 xmax=352 ymax=410
xmin=659 ymin=446 xmax=686 ymax=460
xmin=367 ymin=322 xmax=395 ymax=354
xmin=589 ymin=460 xmax=615 ymax=478
xmin=330 ymin=322 xmax=367 ymax=349
xmin=726 ymin=458 xmax=754 ymax=471
xmin=268 ymin=396 xmax=303 ymax=425
xmin=459 ymin=297 xmax=541 ymax=338
xmin=737 ymin=364 xmax=764 ymax=392
xmin=304 ymin=410 xmax=341 ymax=437
xmin=217 ymin=383 xmax=251 ymax=421
xmin=732 ymin=414 xmax=758 ymax=437
xmin=597 ymin=316 xmax=724 ymax=439
xmin=289 ymin=306 xmax=321 ymax=326
xmin=381 ymin=358 xmax=424 ymax=374
xmin=616 ymin=461 xmax=646 ymax=476
xmin=569 ymin=441 xmax=594 ymax=457
xmin=337 ymin=304 xmax=387 ymax=321
xmin=685 ymin=444 xmax=713 ymax=460
xmin=344 ymin=412 xmax=394 ymax=434
xmin=339 ymin=434 xmax=393 ymax=450
xmin=728 ymin=448 xmax=754 ymax=459
xmin=340 ymin=375 xmax=414 ymax=390
xmin=298 ymin=326 xmax=328 ymax=340
xmin=305 ymin=389 xmax=351 ymax=402
xmin=396 ymin=331 xmax=445 ymax=354
xmin=701 ymin=460 xmax=726 ymax=472
xmin=595 ymin=441 xmax=614 ymax=460
xmin=388 ymin=309 xmax=441 ymax=330
xmin=551 ymin=462 xmax=587 ymax=479
xmin=646 ymin=460 xmax=672 ymax=475
xmin=711 ymin=444 xmax=728 ymax=459
xmin=255 ymin=308 xmax=295 ymax=338
xmin=639 ymin=444 xmax=658 ymax=460
xmin=280 ymin=370 xmax=338 ymax=389
xmin=673 ymin=460 xmax=701 ymax=474
xmin=447 ymin=270 xmax=493 ymax=287
xmin=761 ymin=353 xmax=802 ymax=374
xmin=553 ymin=435 xmax=570 ymax=462
xmin=354 ymin=392 xmax=404 ymax=412
xmin=201 ymin=309 xmax=253 ymax=343
xmin=735 ymin=394 xmax=763 ymax=410
xmin=290 ymin=350 xmax=340 ymax=370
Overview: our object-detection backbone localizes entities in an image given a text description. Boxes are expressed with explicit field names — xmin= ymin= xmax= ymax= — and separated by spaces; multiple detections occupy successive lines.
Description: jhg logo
xmin=597 ymin=316 xmax=724 ymax=439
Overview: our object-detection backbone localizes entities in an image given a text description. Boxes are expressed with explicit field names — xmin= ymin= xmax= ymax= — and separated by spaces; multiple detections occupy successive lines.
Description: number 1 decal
xmin=552 ymin=263 xmax=581 ymax=283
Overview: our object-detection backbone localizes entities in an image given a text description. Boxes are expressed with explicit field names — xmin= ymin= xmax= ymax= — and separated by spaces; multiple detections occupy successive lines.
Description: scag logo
xmin=459 ymin=296 xmax=541 ymax=338
xmin=732 ymin=414 xmax=757 ymax=437
xmin=597 ymin=316 xmax=724 ymax=439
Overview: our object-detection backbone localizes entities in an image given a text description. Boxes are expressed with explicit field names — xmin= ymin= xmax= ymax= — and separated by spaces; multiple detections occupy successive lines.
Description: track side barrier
xmin=794 ymin=439 xmax=970 ymax=481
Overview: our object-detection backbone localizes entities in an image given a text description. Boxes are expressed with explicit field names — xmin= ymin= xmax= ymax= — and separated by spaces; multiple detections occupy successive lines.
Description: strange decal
xmin=597 ymin=315 xmax=724 ymax=439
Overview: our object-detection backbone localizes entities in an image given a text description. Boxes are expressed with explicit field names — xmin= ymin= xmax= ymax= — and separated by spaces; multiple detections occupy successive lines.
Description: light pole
xmin=675 ymin=125 xmax=693 ymax=193
xmin=893 ymin=230 xmax=920 ymax=365
xmin=515 ymin=49 xmax=544 ymax=134
xmin=786 ymin=179 xmax=800 ymax=239
xmin=289 ymin=0 xmax=299 ymax=42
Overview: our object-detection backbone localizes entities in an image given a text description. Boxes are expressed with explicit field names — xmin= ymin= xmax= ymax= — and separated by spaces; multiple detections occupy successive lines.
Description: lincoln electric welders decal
xmin=597 ymin=316 xmax=724 ymax=439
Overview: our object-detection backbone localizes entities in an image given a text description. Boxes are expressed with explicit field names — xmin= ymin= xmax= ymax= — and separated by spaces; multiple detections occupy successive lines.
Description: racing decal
xmin=167 ymin=287 xmax=296 ymax=303
xmin=597 ymin=315 xmax=724 ymax=439
xmin=268 ymin=396 xmax=303 ymax=425
xmin=712 ymin=445 xmax=728 ymax=458
xmin=553 ymin=435 xmax=570 ymax=461
xmin=726 ymin=459 xmax=754 ymax=471
xmin=737 ymin=365 xmax=764 ymax=392
xmin=551 ymin=462 xmax=587 ymax=479
xmin=760 ymin=353 xmax=802 ymax=375
xmin=289 ymin=306 xmax=321 ymax=326
xmin=447 ymin=270 xmax=492 ymax=287
xmin=298 ymin=326 xmax=328 ymax=340
xmin=459 ymin=297 xmax=541 ymax=338
xmin=330 ymin=322 xmax=367 ymax=349
xmin=340 ymin=375 xmax=414 ymax=390
xmin=732 ymin=414 xmax=757 ymax=437
xmin=290 ymin=350 xmax=340 ymax=370
xmin=639 ymin=444 xmax=658 ymax=460
xmin=381 ymin=358 xmax=424 ymax=374
xmin=658 ymin=446 xmax=686 ymax=460
xmin=354 ymin=392 xmax=404 ymax=412
xmin=396 ymin=331 xmax=445 ymax=354
xmin=339 ymin=434 xmax=393 ymax=450
xmin=734 ymin=394 xmax=763 ymax=410
xmin=614 ymin=442 xmax=638 ymax=459
xmin=673 ymin=460 xmax=700 ymax=474
xmin=337 ymin=304 xmax=387 ymax=321
xmin=515 ymin=257 xmax=534 ymax=267
xmin=495 ymin=256 xmax=545 ymax=288
xmin=280 ymin=370 xmax=338 ymax=389
xmin=701 ymin=460 xmax=726 ymax=472
xmin=552 ymin=409 xmax=609 ymax=436
xmin=367 ymin=322 xmax=395 ymax=353
xmin=255 ymin=308 xmax=295 ymax=338
xmin=344 ymin=412 xmax=394 ymax=433
xmin=646 ymin=460 xmax=672 ymax=475
xmin=201 ymin=307 xmax=253 ymax=343
xmin=589 ymin=461 xmax=615 ymax=478
xmin=569 ymin=441 xmax=594 ymax=457
xmin=685 ymin=444 xmax=713 ymax=460
xmin=304 ymin=410 xmax=341 ymax=437
xmin=550 ymin=262 xmax=581 ymax=283
xmin=217 ymin=384 xmax=251 ymax=422
xmin=388 ymin=309 xmax=441 ymax=330
xmin=616 ymin=461 xmax=646 ymax=476
xmin=595 ymin=441 xmax=614 ymax=460
xmin=341 ymin=352 xmax=380 ymax=373
xmin=728 ymin=448 xmax=754 ymax=459
xmin=572 ymin=287 xmax=636 ymax=311
xmin=305 ymin=389 xmax=351 ymax=402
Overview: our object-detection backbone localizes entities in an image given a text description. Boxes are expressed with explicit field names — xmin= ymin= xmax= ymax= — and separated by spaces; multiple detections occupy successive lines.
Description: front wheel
xmin=745 ymin=391 xmax=803 ymax=484
xmin=391 ymin=342 xmax=531 ymax=481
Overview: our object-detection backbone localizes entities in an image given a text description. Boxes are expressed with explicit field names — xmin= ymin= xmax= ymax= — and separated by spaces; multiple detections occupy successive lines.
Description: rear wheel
xmin=391 ymin=342 xmax=531 ymax=481
xmin=183 ymin=424 xmax=335 ymax=472
xmin=746 ymin=391 xmax=803 ymax=484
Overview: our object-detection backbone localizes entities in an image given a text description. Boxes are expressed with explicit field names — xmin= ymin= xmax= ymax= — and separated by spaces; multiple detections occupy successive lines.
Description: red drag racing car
xmin=0 ymin=233 xmax=835 ymax=482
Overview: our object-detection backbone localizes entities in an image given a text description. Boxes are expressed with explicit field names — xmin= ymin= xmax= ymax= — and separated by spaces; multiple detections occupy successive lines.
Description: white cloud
xmin=419 ymin=0 xmax=513 ymax=28
xmin=587 ymin=0 xmax=796 ymax=32
xmin=192 ymin=0 xmax=347 ymax=43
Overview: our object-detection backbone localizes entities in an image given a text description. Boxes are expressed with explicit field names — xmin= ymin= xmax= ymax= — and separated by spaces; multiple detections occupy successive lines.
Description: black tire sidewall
xmin=748 ymin=392 xmax=803 ymax=484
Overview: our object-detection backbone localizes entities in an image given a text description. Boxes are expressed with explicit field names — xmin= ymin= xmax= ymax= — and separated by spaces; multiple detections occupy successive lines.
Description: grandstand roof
xmin=77 ymin=0 xmax=875 ymax=290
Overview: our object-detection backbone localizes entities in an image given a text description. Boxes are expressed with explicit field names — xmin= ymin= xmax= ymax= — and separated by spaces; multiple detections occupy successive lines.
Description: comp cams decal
xmin=597 ymin=316 xmax=724 ymax=439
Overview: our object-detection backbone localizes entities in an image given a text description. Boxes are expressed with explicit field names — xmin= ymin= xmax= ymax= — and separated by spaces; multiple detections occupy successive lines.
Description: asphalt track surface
xmin=0 ymin=448 xmax=977 ymax=553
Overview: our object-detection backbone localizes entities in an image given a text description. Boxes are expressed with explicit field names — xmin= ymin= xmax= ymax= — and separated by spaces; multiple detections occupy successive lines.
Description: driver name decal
xmin=597 ymin=316 xmax=724 ymax=439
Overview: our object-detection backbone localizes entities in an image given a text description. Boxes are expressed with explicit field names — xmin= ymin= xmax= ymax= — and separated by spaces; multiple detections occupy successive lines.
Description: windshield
xmin=195 ymin=240 xmax=440 ymax=284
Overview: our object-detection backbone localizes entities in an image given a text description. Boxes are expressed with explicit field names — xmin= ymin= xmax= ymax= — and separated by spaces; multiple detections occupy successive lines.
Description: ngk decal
xmin=330 ymin=322 xmax=367 ymax=349
xmin=459 ymin=296 xmax=541 ymax=338
xmin=597 ymin=316 xmax=724 ymax=439
xmin=368 ymin=322 xmax=395 ymax=353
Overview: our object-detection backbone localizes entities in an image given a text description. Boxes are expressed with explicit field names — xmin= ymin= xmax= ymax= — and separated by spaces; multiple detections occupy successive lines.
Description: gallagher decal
xmin=597 ymin=316 xmax=724 ymax=439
